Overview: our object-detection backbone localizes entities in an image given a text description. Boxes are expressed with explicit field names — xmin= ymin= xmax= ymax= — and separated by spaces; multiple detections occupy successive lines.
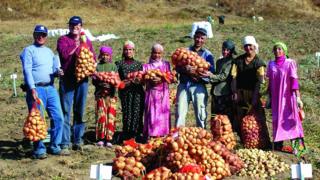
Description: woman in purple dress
xmin=143 ymin=44 xmax=171 ymax=138
xmin=266 ymin=41 xmax=306 ymax=157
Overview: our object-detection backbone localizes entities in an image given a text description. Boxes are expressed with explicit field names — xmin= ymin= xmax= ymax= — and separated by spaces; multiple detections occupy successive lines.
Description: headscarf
xmin=273 ymin=41 xmax=288 ymax=65
xmin=122 ymin=40 xmax=135 ymax=60
xmin=222 ymin=39 xmax=237 ymax=55
xmin=273 ymin=41 xmax=288 ymax=57
xmin=123 ymin=40 xmax=135 ymax=49
xmin=149 ymin=43 xmax=164 ymax=63
xmin=99 ymin=46 xmax=113 ymax=61
xmin=243 ymin=35 xmax=259 ymax=54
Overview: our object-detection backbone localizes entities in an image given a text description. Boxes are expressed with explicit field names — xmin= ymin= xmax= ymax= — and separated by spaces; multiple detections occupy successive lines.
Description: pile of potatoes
xmin=23 ymin=106 xmax=47 ymax=142
xmin=171 ymin=48 xmax=211 ymax=75
xmin=113 ymin=156 xmax=146 ymax=178
xmin=92 ymin=71 xmax=124 ymax=89
xmin=211 ymin=115 xmax=237 ymax=150
xmin=127 ymin=69 xmax=177 ymax=84
xmin=75 ymin=46 xmax=96 ymax=82
xmin=241 ymin=114 xmax=267 ymax=149
xmin=113 ymin=127 xmax=245 ymax=180
xmin=236 ymin=149 xmax=290 ymax=178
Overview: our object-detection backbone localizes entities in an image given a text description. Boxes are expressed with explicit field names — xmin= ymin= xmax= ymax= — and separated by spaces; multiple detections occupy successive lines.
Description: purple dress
xmin=143 ymin=59 xmax=171 ymax=137
xmin=267 ymin=58 xmax=304 ymax=142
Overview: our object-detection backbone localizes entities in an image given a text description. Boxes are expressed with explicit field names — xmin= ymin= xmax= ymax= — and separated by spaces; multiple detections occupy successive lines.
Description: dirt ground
xmin=0 ymin=88 xmax=316 ymax=179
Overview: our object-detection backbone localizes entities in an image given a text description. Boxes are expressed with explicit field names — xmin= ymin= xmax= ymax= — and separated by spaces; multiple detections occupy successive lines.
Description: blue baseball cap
xmin=34 ymin=25 xmax=48 ymax=34
xmin=68 ymin=16 xmax=82 ymax=25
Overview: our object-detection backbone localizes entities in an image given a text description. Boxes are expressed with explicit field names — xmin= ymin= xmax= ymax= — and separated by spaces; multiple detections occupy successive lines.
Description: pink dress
xmin=143 ymin=59 xmax=171 ymax=137
xmin=267 ymin=58 xmax=304 ymax=142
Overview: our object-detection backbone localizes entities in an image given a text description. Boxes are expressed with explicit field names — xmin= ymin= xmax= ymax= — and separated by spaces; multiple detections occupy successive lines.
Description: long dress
xmin=94 ymin=62 xmax=118 ymax=142
xmin=143 ymin=59 xmax=171 ymax=137
xmin=266 ymin=58 xmax=304 ymax=142
xmin=116 ymin=59 xmax=145 ymax=139
xmin=232 ymin=54 xmax=271 ymax=148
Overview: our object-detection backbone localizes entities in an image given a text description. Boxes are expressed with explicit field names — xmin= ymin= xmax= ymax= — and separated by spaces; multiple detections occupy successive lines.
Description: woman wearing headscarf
xmin=143 ymin=44 xmax=171 ymax=138
xmin=200 ymin=39 xmax=237 ymax=131
xmin=93 ymin=46 xmax=117 ymax=147
xmin=266 ymin=41 xmax=306 ymax=156
xmin=231 ymin=36 xmax=271 ymax=147
xmin=116 ymin=40 xmax=145 ymax=141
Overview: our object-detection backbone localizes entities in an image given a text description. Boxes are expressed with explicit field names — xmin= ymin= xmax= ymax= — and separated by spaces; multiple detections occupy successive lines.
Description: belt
xmin=35 ymin=82 xmax=52 ymax=87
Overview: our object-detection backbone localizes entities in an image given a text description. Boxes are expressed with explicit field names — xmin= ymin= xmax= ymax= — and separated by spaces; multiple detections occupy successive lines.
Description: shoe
xmin=32 ymin=153 xmax=47 ymax=160
xmin=96 ymin=141 xmax=104 ymax=147
xmin=60 ymin=148 xmax=71 ymax=156
xmin=105 ymin=142 xmax=113 ymax=148
xmin=72 ymin=144 xmax=83 ymax=151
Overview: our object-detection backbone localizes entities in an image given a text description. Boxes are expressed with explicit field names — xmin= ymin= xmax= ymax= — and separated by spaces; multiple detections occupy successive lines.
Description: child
xmin=93 ymin=46 xmax=118 ymax=147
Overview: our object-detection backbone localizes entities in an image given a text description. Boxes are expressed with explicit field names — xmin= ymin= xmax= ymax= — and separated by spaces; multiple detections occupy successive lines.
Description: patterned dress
xmin=94 ymin=62 xmax=118 ymax=142
xmin=116 ymin=59 xmax=145 ymax=139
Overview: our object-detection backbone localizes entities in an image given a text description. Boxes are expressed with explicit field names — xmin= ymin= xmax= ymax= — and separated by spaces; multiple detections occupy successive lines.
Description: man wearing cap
xmin=175 ymin=27 xmax=215 ymax=129
xmin=20 ymin=25 xmax=64 ymax=159
xmin=57 ymin=16 xmax=96 ymax=153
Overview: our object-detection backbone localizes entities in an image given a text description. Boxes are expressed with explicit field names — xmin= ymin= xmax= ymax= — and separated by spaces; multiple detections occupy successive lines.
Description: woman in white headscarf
xmin=116 ymin=40 xmax=145 ymax=141
xmin=231 ymin=35 xmax=271 ymax=149
xmin=142 ymin=44 xmax=171 ymax=138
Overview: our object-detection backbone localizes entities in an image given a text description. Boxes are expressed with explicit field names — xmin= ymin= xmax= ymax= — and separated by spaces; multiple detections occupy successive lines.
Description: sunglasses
xmin=34 ymin=32 xmax=47 ymax=37
xmin=244 ymin=44 xmax=254 ymax=47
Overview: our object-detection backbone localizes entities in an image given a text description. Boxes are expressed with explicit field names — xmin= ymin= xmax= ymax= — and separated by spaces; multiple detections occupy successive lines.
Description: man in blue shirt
xmin=175 ymin=28 xmax=215 ymax=129
xmin=20 ymin=25 xmax=65 ymax=159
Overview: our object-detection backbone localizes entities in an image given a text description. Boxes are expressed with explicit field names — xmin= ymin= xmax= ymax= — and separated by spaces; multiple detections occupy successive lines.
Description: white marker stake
xmin=291 ymin=162 xmax=313 ymax=179
xmin=90 ymin=164 xmax=112 ymax=180
xmin=10 ymin=73 xmax=17 ymax=97
xmin=315 ymin=52 xmax=320 ymax=68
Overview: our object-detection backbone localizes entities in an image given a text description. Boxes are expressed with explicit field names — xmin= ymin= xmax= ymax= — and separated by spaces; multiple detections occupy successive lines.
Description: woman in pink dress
xmin=143 ymin=44 xmax=171 ymax=138
xmin=266 ymin=41 xmax=306 ymax=157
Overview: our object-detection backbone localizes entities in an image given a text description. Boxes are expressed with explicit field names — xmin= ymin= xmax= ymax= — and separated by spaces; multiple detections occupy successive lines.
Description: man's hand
xmin=69 ymin=39 xmax=81 ymax=56
xmin=185 ymin=65 xmax=197 ymax=75
xmin=57 ymin=69 xmax=64 ymax=77
xmin=31 ymin=89 xmax=38 ymax=101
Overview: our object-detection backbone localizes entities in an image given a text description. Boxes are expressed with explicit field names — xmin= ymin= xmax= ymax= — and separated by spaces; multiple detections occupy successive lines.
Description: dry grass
xmin=217 ymin=0 xmax=320 ymax=18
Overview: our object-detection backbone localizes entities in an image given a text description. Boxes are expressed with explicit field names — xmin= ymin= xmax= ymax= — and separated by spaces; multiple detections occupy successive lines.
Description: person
xmin=116 ymin=40 xmax=145 ymax=141
xmin=200 ymin=40 xmax=236 ymax=131
xmin=93 ymin=46 xmax=118 ymax=148
xmin=143 ymin=43 xmax=171 ymax=138
xmin=231 ymin=35 xmax=271 ymax=147
xmin=266 ymin=42 xmax=306 ymax=156
xmin=175 ymin=27 xmax=215 ymax=129
xmin=20 ymin=25 xmax=64 ymax=159
xmin=57 ymin=16 xmax=96 ymax=153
